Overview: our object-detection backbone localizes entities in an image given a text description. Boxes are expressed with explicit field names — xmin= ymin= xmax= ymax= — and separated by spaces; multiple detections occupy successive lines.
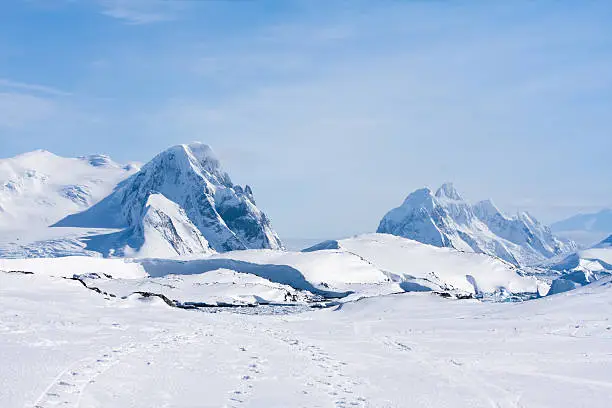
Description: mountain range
xmin=0 ymin=143 xmax=282 ymax=257
xmin=377 ymin=183 xmax=577 ymax=266
xmin=550 ymin=209 xmax=612 ymax=246
xmin=0 ymin=146 xmax=602 ymax=272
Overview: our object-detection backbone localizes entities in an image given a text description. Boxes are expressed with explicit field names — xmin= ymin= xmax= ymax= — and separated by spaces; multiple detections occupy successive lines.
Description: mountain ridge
xmin=55 ymin=142 xmax=283 ymax=253
xmin=377 ymin=183 xmax=576 ymax=266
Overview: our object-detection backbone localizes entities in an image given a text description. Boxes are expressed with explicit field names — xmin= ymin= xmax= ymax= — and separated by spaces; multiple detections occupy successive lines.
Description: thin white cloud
xmin=0 ymin=78 xmax=71 ymax=96
xmin=99 ymin=0 xmax=178 ymax=24
xmin=101 ymin=7 xmax=170 ymax=25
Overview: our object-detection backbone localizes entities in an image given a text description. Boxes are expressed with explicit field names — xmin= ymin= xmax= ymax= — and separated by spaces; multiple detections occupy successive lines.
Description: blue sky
xmin=1 ymin=0 xmax=611 ymax=239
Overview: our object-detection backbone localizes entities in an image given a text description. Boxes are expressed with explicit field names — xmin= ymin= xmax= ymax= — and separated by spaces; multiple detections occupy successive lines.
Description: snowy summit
xmin=55 ymin=143 xmax=283 ymax=255
xmin=377 ymin=183 xmax=576 ymax=266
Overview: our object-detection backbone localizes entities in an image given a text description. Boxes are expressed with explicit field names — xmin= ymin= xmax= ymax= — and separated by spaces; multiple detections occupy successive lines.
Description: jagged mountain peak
xmin=147 ymin=142 xmax=231 ymax=188
xmin=182 ymin=142 xmax=221 ymax=170
xmin=401 ymin=187 xmax=435 ymax=209
xmin=132 ymin=192 xmax=214 ymax=257
xmin=435 ymin=182 xmax=463 ymax=201
xmin=55 ymin=142 xmax=283 ymax=254
xmin=378 ymin=183 xmax=576 ymax=266
xmin=473 ymin=199 xmax=505 ymax=219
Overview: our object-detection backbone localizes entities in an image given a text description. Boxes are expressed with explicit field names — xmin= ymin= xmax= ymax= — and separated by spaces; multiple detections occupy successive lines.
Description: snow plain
xmin=2 ymin=269 xmax=611 ymax=408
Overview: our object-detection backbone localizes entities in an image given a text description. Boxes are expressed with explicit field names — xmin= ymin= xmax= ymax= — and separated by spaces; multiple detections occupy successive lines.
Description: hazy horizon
xmin=1 ymin=1 xmax=611 ymax=239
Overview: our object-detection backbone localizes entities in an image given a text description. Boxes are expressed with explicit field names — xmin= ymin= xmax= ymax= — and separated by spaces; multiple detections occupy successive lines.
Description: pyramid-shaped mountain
xmin=56 ymin=143 xmax=282 ymax=253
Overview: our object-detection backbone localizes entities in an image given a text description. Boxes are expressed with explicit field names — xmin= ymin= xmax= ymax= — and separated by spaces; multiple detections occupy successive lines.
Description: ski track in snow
xmin=7 ymin=271 xmax=610 ymax=408
xmin=29 ymin=329 xmax=207 ymax=408
xmin=260 ymin=327 xmax=367 ymax=408
xmin=28 ymin=315 xmax=368 ymax=408
xmin=224 ymin=350 xmax=268 ymax=408
xmin=216 ymin=317 xmax=368 ymax=408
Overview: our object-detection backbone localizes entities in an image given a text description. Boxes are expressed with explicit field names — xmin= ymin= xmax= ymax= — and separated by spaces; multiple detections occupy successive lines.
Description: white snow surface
xmin=79 ymin=269 xmax=319 ymax=307
xmin=2 ymin=269 xmax=611 ymax=408
xmin=303 ymin=233 xmax=540 ymax=295
xmin=378 ymin=183 xmax=576 ymax=266
xmin=0 ymin=233 xmax=539 ymax=305
xmin=0 ymin=150 xmax=138 ymax=229
xmin=0 ymin=227 xmax=116 ymax=258
xmin=121 ymin=193 xmax=215 ymax=258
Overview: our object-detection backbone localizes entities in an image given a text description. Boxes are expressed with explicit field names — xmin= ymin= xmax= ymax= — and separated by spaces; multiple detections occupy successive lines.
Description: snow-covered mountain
xmin=120 ymin=193 xmax=215 ymax=258
xmin=550 ymin=208 xmax=612 ymax=246
xmin=55 ymin=143 xmax=282 ymax=253
xmin=0 ymin=150 xmax=138 ymax=229
xmin=377 ymin=183 xmax=576 ymax=266
xmin=549 ymin=234 xmax=612 ymax=275
xmin=546 ymin=234 xmax=612 ymax=295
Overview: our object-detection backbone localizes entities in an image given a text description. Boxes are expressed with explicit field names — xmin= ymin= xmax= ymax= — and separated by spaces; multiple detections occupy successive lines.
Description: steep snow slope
xmin=378 ymin=183 xmax=575 ymax=266
xmin=84 ymin=193 xmax=216 ymax=258
xmin=56 ymin=143 xmax=282 ymax=253
xmin=2 ymin=269 xmax=610 ymax=408
xmin=551 ymin=208 xmax=612 ymax=246
xmin=0 ymin=150 xmax=138 ymax=229
xmin=131 ymin=193 xmax=213 ymax=257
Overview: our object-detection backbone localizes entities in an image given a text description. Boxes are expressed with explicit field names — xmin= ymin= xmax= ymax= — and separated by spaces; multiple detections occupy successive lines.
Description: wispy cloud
xmin=99 ymin=0 xmax=179 ymax=24
xmin=0 ymin=78 xmax=71 ymax=97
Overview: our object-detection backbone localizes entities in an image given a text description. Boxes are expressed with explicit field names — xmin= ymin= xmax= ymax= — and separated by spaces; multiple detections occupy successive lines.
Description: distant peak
xmin=518 ymin=211 xmax=536 ymax=224
xmin=596 ymin=234 xmax=612 ymax=248
xmin=401 ymin=187 xmax=435 ymax=208
xmin=435 ymin=182 xmax=462 ymax=201
xmin=177 ymin=142 xmax=221 ymax=170
xmin=184 ymin=142 xmax=215 ymax=159
xmin=403 ymin=187 xmax=433 ymax=201
xmin=474 ymin=199 xmax=501 ymax=214
xmin=147 ymin=142 xmax=231 ymax=188
xmin=156 ymin=143 xmax=218 ymax=167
